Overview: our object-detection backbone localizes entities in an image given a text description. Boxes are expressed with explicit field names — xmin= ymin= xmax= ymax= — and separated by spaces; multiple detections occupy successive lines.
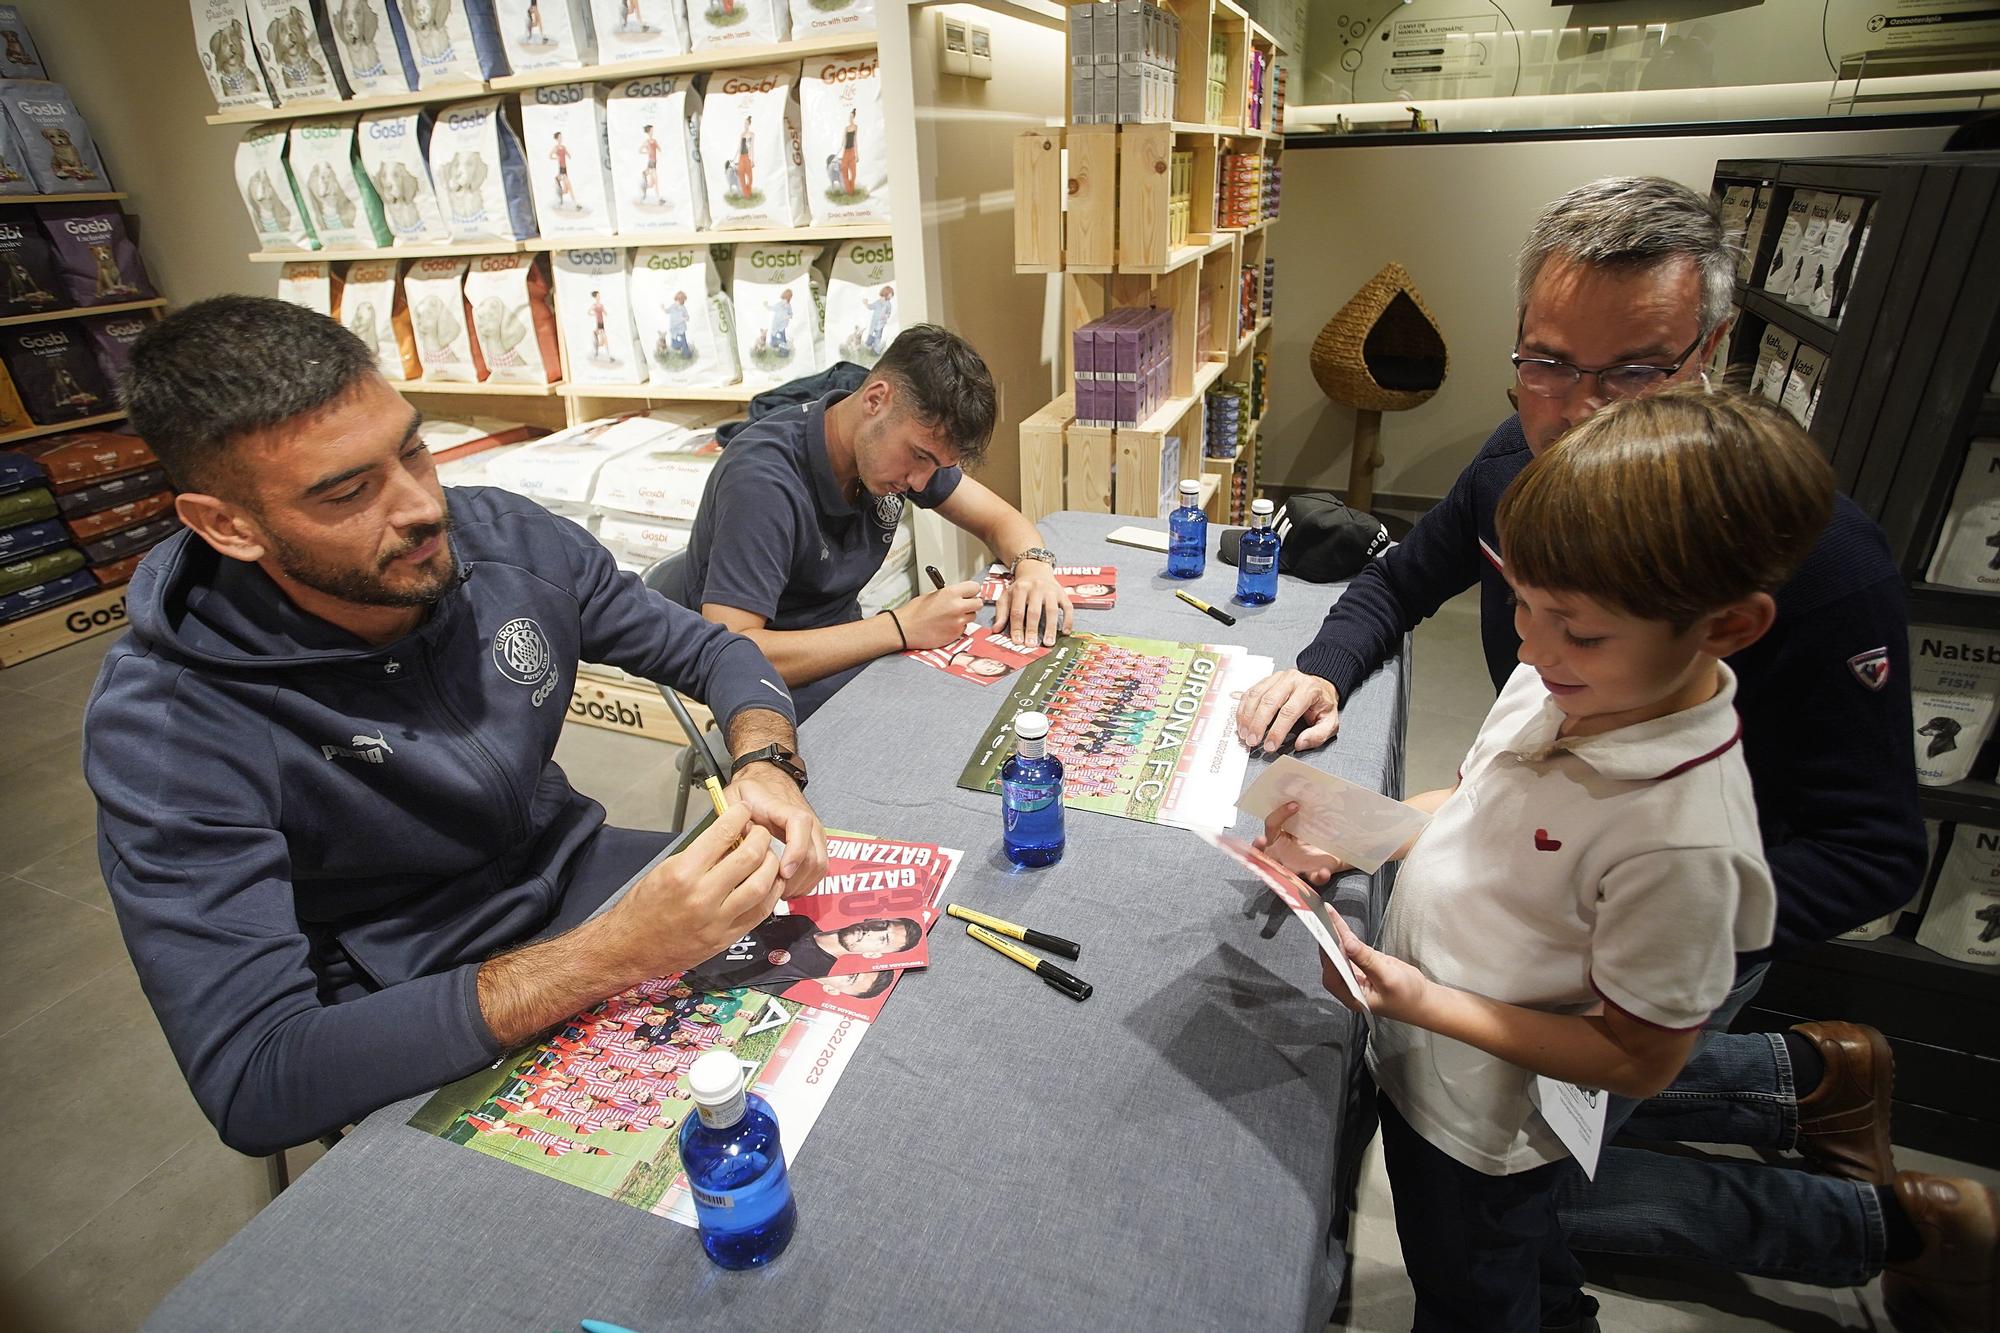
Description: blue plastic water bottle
xmin=1001 ymin=711 xmax=1066 ymax=867
xmin=1167 ymin=478 xmax=1207 ymax=579
xmin=680 ymin=1049 xmax=797 ymax=1270
xmin=1235 ymin=497 xmax=1279 ymax=606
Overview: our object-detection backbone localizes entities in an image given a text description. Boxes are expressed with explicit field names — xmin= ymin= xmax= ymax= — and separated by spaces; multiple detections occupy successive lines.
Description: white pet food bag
xmin=288 ymin=117 xmax=394 ymax=248
xmin=606 ymin=74 xmax=707 ymax=232
xmin=520 ymin=83 xmax=618 ymax=239
xmin=688 ymin=0 xmax=787 ymax=48
xmin=405 ymin=256 xmax=484 ymax=381
xmin=397 ymin=0 xmax=511 ymax=86
xmin=464 ymin=252 xmax=562 ymax=383
xmin=1909 ymin=625 xmax=2000 ymax=788
xmin=588 ymin=0 xmax=690 ymax=60
xmin=700 ymin=64 xmax=808 ymax=229
xmin=235 ymin=126 xmax=319 ymax=251
xmin=247 ymin=0 xmax=350 ymax=103
xmin=327 ymin=0 xmax=418 ymax=94
xmin=431 ymin=97 xmax=539 ymax=241
xmin=789 ymin=0 xmax=872 ymax=37
xmin=1916 ymin=826 xmax=2000 ymax=967
xmin=277 ymin=259 xmax=342 ymax=318
xmin=823 ymin=237 xmax=896 ymax=367
xmin=553 ymin=247 xmax=644 ymax=384
xmin=341 ymin=258 xmax=422 ymax=379
xmin=357 ymin=108 xmax=452 ymax=245
xmin=630 ymin=245 xmax=740 ymax=388
xmin=800 ymin=52 xmax=889 ymax=226
xmin=732 ymin=242 xmax=823 ymax=385
xmin=193 ymin=0 xmax=278 ymax=111
xmin=495 ymin=0 xmax=596 ymax=71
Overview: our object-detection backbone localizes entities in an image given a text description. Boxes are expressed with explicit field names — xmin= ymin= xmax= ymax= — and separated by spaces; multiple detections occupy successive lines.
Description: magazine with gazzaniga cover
xmin=979 ymin=563 xmax=1119 ymax=609
xmin=1909 ymin=626 xmax=2000 ymax=787
xmin=1916 ymin=823 xmax=2000 ymax=967
xmin=1925 ymin=438 xmax=2000 ymax=593
xmin=907 ymin=625 xmax=1052 ymax=686
xmin=411 ymin=831 xmax=959 ymax=1225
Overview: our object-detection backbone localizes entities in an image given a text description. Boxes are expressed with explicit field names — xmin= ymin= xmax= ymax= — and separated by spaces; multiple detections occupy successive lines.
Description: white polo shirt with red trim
xmin=1368 ymin=661 xmax=1776 ymax=1177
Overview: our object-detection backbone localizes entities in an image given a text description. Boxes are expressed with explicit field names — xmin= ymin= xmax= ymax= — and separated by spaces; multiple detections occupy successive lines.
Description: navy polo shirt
xmin=683 ymin=390 xmax=962 ymax=631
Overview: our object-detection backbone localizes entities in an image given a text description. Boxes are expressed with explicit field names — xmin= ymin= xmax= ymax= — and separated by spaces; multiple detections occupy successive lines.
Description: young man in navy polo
xmin=680 ymin=324 xmax=1074 ymax=719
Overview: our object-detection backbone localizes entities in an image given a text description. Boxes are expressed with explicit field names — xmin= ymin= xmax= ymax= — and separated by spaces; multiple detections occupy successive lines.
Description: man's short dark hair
xmin=866 ymin=323 xmax=997 ymax=464
xmin=845 ymin=971 xmax=895 ymax=999
xmin=121 ymin=295 xmax=381 ymax=494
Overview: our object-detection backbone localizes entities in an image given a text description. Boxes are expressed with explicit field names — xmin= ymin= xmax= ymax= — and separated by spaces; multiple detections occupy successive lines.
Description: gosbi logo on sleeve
xmin=492 ymin=616 xmax=561 ymax=706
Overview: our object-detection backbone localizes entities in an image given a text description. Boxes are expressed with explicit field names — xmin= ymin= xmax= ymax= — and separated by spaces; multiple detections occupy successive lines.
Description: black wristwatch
xmin=730 ymin=743 xmax=809 ymax=791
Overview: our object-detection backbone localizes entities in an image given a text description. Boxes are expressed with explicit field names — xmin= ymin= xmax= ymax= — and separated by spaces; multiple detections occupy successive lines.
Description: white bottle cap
xmin=688 ymin=1049 xmax=747 ymax=1128
xmin=1251 ymin=497 xmax=1274 ymax=515
xmin=1014 ymin=710 xmax=1051 ymax=740
xmin=1178 ymin=478 xmax=1201 ymax=496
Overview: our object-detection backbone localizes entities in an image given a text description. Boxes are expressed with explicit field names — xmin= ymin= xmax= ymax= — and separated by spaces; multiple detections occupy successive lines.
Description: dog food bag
xmin=1 ymin=325 xmax=114 ymax=425
xmin=700 ymin=64 xmax=808 ymax=229
xmin=357 ymin=109 xmax=453 ymax=246
xmin=341 ymin=258 xmax=422 ymax=380
xmin=236 ymin=126 xmax=319 ymax=251
xmin=521 ymin=83 xmax=618 ymax=239
xmin=0 ymin=360 xmax=30 ymax=434
xmin=405 ymin=256 xmax=486 ymax=382
xmin=731 ymin=242 xmax=823 ymax=385
xmin=288 ymin=117 xmax=394 ymax=249
xmin=0 ymin=7 xmax=46 ymax=81
xmin=631 ymin=244 xmax=741 ymax=388
xmin=397 ymin=0 xmax=512 ymax=85
xmin=688 ymin=0 xmax=788 ymax=49
xmin=0 ymin=207 xmax=67 ymax=316
xmin=0 ymin=84 xmax=110 ymax=195
xmin=0 ymin=112 xmax=40 ymax=197
xmin=38 ymin=203 xmax=156 ymax=309
xmin=800 ymin=52 xmax=889 ymax=226
xmin=80 ymin=311 xmax=156 ymax=388
xmin=1916 ymin=825 xmax=2000 ymax=967
xmin=606 ymin=73 xmax=707 ymax=232
xmin=552 ymin=247 xmax=644 ymax=385
xmin=192 ymin=0 xmax=279 ymax=112
xmin=1909 ymin=626 xmax=2000 ymax=788
xmin=248 ymin=0 xmax=350 ymax=103
xmin=464 ymin=252 xmax=561 ymax=383
xmin=276 ymin=258 xmax=344 ymax=318
xmin=495 ymin=0 xmax=596 ymax=71
xmin=588 ymin=0 xmax=690 ymax=60
xmin=327 ymin=0 xmax=419 ymax=94
xmin=431 ymin=97 xmax=539 ymax=241
xmin=823 ymin=236 xmax=895 ymax=367
xmin=789 ymin=0 xmax=872 ymax=37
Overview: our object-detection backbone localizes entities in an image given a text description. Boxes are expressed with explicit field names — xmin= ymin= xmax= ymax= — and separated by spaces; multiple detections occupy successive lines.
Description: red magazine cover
xmin=978 ymin=563 xmax=1117 ymax=609
xmin=906 ymin=625 xmax=1051 ymax=685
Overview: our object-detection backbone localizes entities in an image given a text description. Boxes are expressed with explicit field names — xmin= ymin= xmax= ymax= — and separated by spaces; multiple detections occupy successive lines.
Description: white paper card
xmin=1104 ymin=524 xmax=1169 ymax=552
xmin=1530 ymin=1076 xmax=1607 ymax=1178
xmin=1236 ymin=756 xmax=1433 ymax=874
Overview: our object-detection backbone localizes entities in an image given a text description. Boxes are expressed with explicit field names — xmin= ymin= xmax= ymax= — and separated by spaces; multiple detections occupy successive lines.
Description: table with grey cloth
xmin=146 ymin=511 xmax=1410 ymax=1333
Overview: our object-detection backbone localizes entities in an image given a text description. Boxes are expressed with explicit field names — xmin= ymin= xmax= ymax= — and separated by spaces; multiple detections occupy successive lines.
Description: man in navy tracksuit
xmin=1238 ymin=179 xmax=1993 ymax=1329
xmin=84 ymin=297 xmax=827 ymax=1157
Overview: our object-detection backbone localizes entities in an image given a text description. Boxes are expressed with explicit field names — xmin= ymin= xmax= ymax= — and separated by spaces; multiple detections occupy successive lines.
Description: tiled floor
xmin=0 ymin=592 xmax=1991 ymax=1331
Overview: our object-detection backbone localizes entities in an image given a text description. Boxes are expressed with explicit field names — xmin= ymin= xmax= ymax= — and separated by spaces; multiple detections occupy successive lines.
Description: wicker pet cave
xmin=1310 ymin=262 xmax=1449 ymax=510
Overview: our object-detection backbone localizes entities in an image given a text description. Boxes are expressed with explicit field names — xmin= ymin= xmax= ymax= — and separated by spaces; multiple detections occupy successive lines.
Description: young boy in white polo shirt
xmin=1259 ymin=386 xmax=1834 ymax=1332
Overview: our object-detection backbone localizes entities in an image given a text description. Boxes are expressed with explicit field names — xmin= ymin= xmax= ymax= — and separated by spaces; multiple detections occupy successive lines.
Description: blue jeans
xmin=1554 ymin=963 xmax=1887 ymax=1286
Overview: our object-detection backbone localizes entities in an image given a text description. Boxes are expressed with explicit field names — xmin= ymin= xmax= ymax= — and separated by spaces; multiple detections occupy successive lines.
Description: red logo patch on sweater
xmin=1847 ymin=647 xmax=1890 ymax=691
xmin=1534 ymin=829 xmax=1562 ymax=852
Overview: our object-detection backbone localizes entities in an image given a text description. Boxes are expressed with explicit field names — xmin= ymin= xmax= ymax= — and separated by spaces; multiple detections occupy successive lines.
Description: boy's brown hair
xmin=1496 ymin=385 xmax=1834 ymax=629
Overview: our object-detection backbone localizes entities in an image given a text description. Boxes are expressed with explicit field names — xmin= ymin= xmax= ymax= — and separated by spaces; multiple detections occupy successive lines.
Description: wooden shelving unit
xmin=524 ymin=224 xmax=892 ymax=252
xmin=0 ymin=410 xmax=126 ymax=447
xmin=4 ymin=191 xmax=127 ymax=205
xmin=396 ymin=379 xmax=563 ymax=397
xmin=560 ymin=383 xmax=760 ymax=402
xmin=0 ymin=298 xmax=165 ymax=329
xmin=1013 ymin=0 xmax=1282 ymax=524
xmin=1713 ymin=152 xmax=2000 ymax=1167
xmin=249 ymin=240 xmax=528 ymax=263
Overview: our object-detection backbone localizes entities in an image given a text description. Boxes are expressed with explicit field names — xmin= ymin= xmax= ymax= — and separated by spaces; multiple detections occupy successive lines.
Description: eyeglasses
xmin=1510 ymin=323 xmax=1706 ymax=400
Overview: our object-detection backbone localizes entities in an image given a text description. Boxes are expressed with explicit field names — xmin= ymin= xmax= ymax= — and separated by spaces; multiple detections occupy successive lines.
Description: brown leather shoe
xmin=1793 ymin=1020 xmax=1895 ymax=1186
xmin=1884 ymin=1172 xmax=1999 ymax=1333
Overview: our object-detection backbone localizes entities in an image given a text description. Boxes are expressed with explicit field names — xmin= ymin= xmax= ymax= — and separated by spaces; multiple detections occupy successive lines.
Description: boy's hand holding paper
xmin=1201 ymin=830 xmax=1370 ymax=1011
xmin=1236 ymin=757 xmax=1433 ymax=873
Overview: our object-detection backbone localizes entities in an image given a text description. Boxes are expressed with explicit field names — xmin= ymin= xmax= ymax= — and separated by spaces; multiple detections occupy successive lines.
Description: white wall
xmin=1261 ymin=123 xmax=1954 ymax=503
xmin=24 ymin=0 xmax=263 ymax=307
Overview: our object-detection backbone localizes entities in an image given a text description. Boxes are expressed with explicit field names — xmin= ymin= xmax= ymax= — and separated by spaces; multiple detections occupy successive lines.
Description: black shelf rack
xmin=1715 ymin=152 xmax=2000 ymax=1168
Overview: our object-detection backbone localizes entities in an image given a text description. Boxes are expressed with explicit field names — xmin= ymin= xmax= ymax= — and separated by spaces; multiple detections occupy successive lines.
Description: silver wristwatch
xmin=1009 ymin=546 xmax=1056 ymax=577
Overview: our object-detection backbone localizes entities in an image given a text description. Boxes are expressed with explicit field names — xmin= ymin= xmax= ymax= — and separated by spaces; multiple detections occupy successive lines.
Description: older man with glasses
xmin=1237 ymin=176 xmax=1995 ymax=1331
